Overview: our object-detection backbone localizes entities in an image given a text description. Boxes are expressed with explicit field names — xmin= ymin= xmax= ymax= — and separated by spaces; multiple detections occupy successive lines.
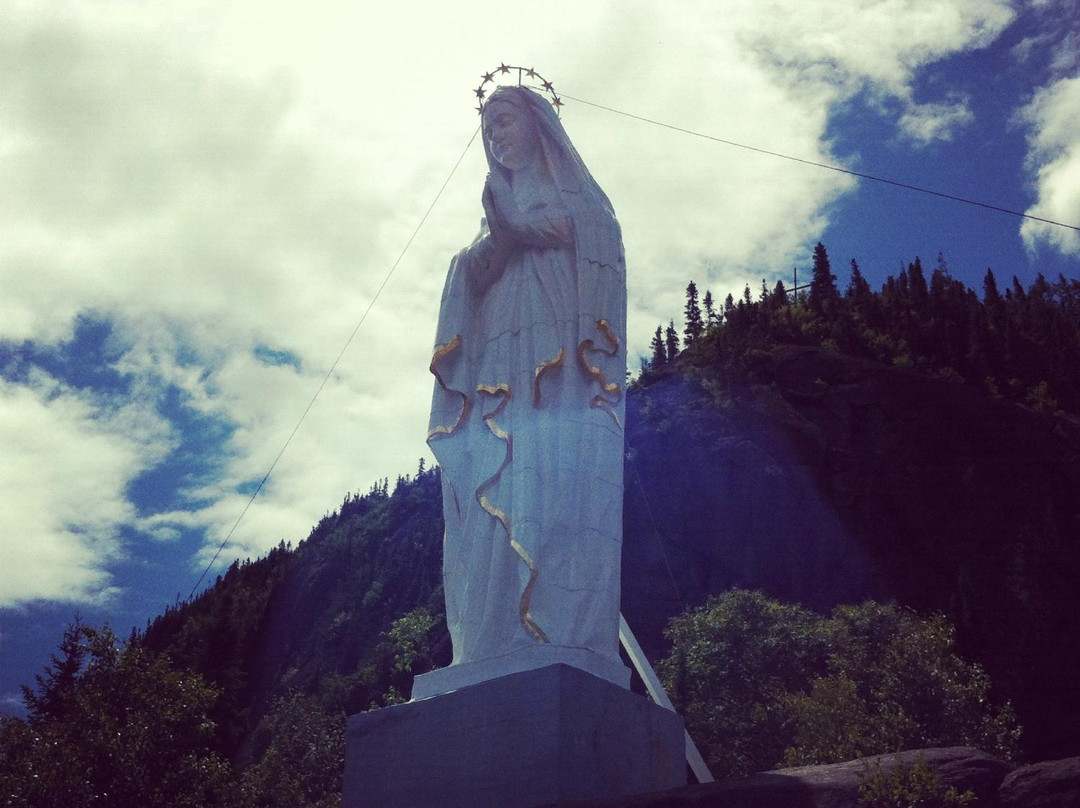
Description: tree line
xmin=1 ymin=590 xmax=1021 ymax=803
xmin=648 ymin=243 xmax=1080 ymax=415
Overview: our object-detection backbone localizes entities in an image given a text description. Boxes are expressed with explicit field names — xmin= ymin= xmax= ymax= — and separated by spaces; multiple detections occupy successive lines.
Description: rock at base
xmin=542 ymin=746 xmax=1012 ymax=808
xmin=999 ymin=757 xmax=1080 ymax=808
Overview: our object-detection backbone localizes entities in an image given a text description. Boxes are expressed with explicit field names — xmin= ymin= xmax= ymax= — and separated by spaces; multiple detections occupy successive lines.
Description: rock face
xmin=622 ymin=345 xmax=1080 ymax=761
xmin=998 ymin=757 xmax=1080 ymax=808
xmin=542 ymin=747 xmax=1013 ymax=808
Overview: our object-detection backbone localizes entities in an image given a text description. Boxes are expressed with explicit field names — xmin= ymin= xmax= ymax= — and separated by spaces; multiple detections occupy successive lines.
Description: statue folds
xmin=428 ymin=86 xmax=626 ymax=676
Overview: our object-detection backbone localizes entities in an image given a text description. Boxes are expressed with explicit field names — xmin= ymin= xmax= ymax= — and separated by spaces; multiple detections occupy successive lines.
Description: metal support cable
xmin=188 ymin=124 xmax=482 ymax=599
xmin=562 ymin=93 xmax=1080 ymax=234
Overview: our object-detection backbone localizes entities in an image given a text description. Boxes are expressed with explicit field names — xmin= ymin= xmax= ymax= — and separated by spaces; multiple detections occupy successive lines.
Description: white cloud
xmin=0 ymin=371 xmax=173 ymax=607
xmin=0 ymin=0 xmax=1026 ymax=597
xmin=1012 ymin=0 xmax=1079 ymax=78
xmin=728 ymin=0 xmax=1011 ymax=147
xmin=1020 ymin=75 xmax=1080 ymax=255
xmin=1049 ymin=30 xmax=1080 ymax=76
xmin=729 ymin=0 xmax=1013 ymax=88
xmin=897 ymin=97 xmax=975 ymax=145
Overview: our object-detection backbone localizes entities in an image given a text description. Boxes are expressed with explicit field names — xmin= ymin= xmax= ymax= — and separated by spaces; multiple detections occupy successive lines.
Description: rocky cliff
xmin=623 ymin=344 xmax=1080 ymax=760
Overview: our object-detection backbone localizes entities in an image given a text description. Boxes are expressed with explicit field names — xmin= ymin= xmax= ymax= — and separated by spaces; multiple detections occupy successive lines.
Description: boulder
xmin=543 ymin=747 xmax=1013 ymax=808
xmin=998 ymin=757 xmax=1080 ymax=808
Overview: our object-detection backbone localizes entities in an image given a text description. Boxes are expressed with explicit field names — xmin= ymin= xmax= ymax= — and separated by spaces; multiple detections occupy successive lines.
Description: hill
xmin=135 ymin=252 xmax=1080 ymax=769
xmin=625 ymin=340 xmax=1080 ymax=761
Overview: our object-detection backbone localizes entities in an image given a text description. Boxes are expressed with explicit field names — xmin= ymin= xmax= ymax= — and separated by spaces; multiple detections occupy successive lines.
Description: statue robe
xmin=428 ymin=173 xmax=626 ymax=671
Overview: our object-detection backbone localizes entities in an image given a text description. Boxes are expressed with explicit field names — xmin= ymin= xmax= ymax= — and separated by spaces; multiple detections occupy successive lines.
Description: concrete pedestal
xmin=342 ymin=664 xmax=686 ymax=808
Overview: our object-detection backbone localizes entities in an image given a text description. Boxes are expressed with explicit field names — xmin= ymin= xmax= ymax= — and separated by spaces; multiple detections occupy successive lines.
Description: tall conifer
xmin=650 ymin=325 xmax=667 ymax=367
xmin=704 ymin=290 xmax=718 ymax=326
xmin=665 ymin=320 xmax=680 ymax=360
xmin=684 ymin=281 xmax=705 ymax=345
xmin=908 ymin=257 xmax=929 ymax=310
xmin=809 ymin=242 xmax=839 ymax=314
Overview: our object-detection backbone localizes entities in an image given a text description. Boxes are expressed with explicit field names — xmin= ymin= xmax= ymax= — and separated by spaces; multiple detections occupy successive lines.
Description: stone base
xmin=411 ymin=644 xmax=630 ymax=700
xmin=342 ymin=664 xmax=686 ymax=808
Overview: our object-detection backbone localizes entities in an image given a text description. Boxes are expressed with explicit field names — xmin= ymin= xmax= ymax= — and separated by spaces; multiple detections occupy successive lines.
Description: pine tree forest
xmin=647 ymin=243 xmax=1080 ymax=418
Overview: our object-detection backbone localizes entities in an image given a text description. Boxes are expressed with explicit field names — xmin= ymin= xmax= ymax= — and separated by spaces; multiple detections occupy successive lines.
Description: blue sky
xmin=2 ymin=0 xmax=1078 ymax=711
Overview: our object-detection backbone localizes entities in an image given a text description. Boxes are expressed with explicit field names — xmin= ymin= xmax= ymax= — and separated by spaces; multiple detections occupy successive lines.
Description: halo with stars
xmin=474 ymin=63 xmax=562 ymax=116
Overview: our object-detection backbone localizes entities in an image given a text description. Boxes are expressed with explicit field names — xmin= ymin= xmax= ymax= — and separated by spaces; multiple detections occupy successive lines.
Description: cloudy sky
xmin=2 ymin=0 xmax=1078 ymax=707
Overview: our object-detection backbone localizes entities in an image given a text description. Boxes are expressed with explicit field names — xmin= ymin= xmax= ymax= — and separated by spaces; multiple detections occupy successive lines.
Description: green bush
xmin=241 ymin=693 xmax=344 ymax=808
xmin=658 ymin=590 xmax=829 ymax=777
xmin=0 ymin=622 xmax=234 ymax=808
xmin=858 ymin=753 xmax=975 ymax=808
xmin=659 ymin=590 xmax=1021 ymax=779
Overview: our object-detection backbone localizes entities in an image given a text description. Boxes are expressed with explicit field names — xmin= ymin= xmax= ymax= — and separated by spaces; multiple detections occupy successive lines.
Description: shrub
xmin=659 ymin=591 xmax=1021 ymax=779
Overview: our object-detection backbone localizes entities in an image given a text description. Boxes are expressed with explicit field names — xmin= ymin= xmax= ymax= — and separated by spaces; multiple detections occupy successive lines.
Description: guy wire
xmin=190 ymin=88 xmax=1077 ymax=602
xmin=562 ymin=93 xmax=1080 ymax=234
xmin=627 ymin=442 xmax=687 ymax=611
xmin=187 ymin=124 xmax=482 ymax=600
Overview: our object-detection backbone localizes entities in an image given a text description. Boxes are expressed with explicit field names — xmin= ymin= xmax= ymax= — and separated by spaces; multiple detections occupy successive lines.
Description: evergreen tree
xmin=772 ymin=280 xmax=789 ymax=307
xmin=1 ymin=623 xmax=234 ymax=807
xmin=665 ymin=320 xmax=680 ymax=360
xmin=684 ymin=281 xmax=705 ymax=345
xmin=930 ymin=265 xmax=949 ymax=308
xmin=650 ymin=325 xmax=667 ymax=367
xmin=908 ymin=257 xmax=929 ymax=311
xmin=846 ymin=259 xmax=872 ymax=306
xmin=1011 ymin=275 xmax=1026 ymax=303
xmin=703 ymin=290 xmax=718 ymax=326
xmin=808 ymin=242 xmax=839 ymax=314
xmin=983 ymin=269 xmax=1002 ymax=310
xmin=897 ymin=268 xmax=911 ymax=307
xmin=881 ymin=274 xmax=901 ymax=320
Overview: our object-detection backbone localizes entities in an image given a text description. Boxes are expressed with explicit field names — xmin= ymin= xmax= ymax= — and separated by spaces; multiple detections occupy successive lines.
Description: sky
xmin=2 ymin=0 xmax=1079 ymax=710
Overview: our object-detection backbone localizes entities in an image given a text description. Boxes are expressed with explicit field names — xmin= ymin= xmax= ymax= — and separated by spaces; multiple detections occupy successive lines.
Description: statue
xmin=425 ymin=83 xmax=626 ymax=689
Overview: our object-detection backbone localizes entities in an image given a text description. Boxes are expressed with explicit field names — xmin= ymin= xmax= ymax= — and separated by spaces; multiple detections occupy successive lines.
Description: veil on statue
xmin=422 ymin=82 xmax=628 ymax=697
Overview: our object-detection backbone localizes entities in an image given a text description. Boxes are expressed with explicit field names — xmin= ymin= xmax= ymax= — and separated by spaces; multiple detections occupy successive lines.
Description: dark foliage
xmin=684 ymin=281 xmax=705 ymax=345
xmin=10 ymin=241 xmax=1076 ymax=805
xmin=239 ymin=693 xmax=344 ymax=808
xmin=650 ymin=324 xmax=667 ymax=367
xmin=139 ymin=467 xmax=445 ymax=765
xmin=651 ymin=245 xmax=1080 ymax=416
xmin=659 ymin=591 xmax=1019 ymax=778
xmin=665 ymin=319 xmax=680 ymax=360
xmin=0 ymin=622 xmax=234 ymax=807
xmin=628 ymin=246 xmax=1080 ymax=761
xmin=141 ymin=543 xmax=293 ymax=756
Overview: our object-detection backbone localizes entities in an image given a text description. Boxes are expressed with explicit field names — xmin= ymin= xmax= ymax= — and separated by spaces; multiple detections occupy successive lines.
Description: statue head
xmin=478 ymin=85 xmax=617 ymax=226
xmin=482 ymin=90 xmax=541 ymax=171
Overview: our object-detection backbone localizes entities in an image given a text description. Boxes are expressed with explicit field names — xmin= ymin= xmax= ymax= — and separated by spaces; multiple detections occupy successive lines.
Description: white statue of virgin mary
xmin=417 ymin=85 xmax=628 ymax=697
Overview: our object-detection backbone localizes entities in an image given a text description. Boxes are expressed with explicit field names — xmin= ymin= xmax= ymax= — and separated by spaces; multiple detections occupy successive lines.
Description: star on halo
xmin=473 ymin=63 xmax=562 ymax=116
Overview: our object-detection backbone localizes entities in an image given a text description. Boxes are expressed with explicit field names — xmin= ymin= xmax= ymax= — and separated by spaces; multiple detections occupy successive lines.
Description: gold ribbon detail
xmin=594 ymin=319 xmax=621 ymax=357
xmin=474 ymin=383 xmax=550 ymax=644
xmin=427 ymin=335 xmax=472 ymax=441
xmin=533 ymin=347 xmax=565 ymax=407
xmin=577 ymin=319 xmax=623 ymax=428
